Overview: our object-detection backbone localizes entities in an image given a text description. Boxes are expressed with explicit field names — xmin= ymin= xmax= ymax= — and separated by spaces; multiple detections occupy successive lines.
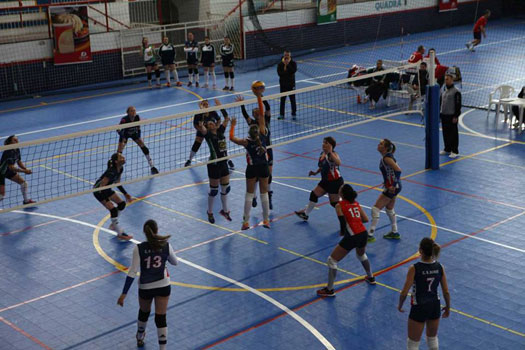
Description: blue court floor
xmin=0 ymin=18 xmax=524 ymax=350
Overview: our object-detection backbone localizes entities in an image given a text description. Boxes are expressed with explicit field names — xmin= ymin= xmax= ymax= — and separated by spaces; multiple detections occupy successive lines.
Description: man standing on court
xmin=466 ymin=9 xmax=491 ymax=52
xmin=277 ymin=50 xmax=297 ymax=120
xmin=440 ymin=74 xmax=462 ymax=159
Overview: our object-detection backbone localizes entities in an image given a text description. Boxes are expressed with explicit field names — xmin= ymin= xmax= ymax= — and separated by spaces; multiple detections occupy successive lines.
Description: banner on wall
xmin=317 ymin=0 xmax=337 ymax=25
xmin=49 ymin=6 xmax=92 ymax=65
xmin=438 ymin=0 xmax=458 ymax=12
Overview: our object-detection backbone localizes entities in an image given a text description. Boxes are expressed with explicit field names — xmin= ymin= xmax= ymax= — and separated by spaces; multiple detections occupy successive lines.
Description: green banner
xmin=317 ymin=0 xmax=337 ymax=25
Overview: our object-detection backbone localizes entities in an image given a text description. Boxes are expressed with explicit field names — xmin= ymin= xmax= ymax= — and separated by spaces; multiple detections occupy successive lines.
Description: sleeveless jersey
xmin=193 ymin=111 xmax=221 ymax=128
xmin=118 ymin=114 xmax=141 ymax=137
xmin=411 ymin=261 xmax=443 ymax=305
xmin=0 ymin=148 xmax=20 ymax=175
xmin=318 ymin=152 xmax=341 ymax=181
xmin=205 ymin=125 xmax=227 ymax=161
xmin=245 ymin=138 xmax=267 ymax=166
xmin=143 ymin=45 xmax=156 ymax=63
xmin=339 ymin=200 xmax=366 ymax=234
xmin=94 ymin=165 xmax=123 ymax=189
xmin=379 ymin=152 xmax=401 ymax=189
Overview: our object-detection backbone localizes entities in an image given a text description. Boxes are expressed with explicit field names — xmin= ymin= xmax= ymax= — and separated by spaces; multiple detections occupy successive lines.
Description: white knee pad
xmin=327 ymin=256 xmax=338 ymax=269
xmin=356 ymin=252 xmax=368 ymax=262
xmin=426 ymin=336 xmax=438 ymax=350
xmin=371 ymin=206 xmax=380 ymax=218
xmin=407 ymin=338 xmax=420 ymax=350
xmin=386 ymin=208 xmax=395 ymax=217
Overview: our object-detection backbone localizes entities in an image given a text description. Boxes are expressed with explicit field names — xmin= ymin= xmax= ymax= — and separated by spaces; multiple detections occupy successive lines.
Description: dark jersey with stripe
xmin=138 ymin=242 xmax=171 ymax=284
xmin=220 ymin=43 xmax=234 ymax=61
xmin=204 ymin=125 xmax=227 ymax=161
xmin=94 ymin=165 xmax=123 ymax=188
xmin=159 ymin=43 xmax=176 ymax=64
xmin=193 ymin=111 xmax=222 ymax=128
xmin=0 ymin=148 xmax=20 ymax=175
xmin=411 ymin=261 xmax=443 ymax=306
xmin=118 ymin=114 xmax=141 ymax=138
xmin=185 ymin=40 xmax=198 ymax=61
xmin=318 ymin=152 xmax=341 ymax=181
xmin=379 ymin=152 xmax=401 ymax=189
xmin=200 ymin=44 xmax=215 ymax=64
xmin=245 ymin=138 xmax=267 ymax=166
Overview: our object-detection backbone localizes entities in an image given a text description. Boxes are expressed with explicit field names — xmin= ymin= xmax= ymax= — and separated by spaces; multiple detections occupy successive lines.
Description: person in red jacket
xmin=466 ymin=10 xmax=491 ymax=52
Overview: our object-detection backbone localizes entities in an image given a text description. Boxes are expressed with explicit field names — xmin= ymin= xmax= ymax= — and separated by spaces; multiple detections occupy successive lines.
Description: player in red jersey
xmin=466 ymin=10 xmax=491 ymax=52
xmin=408 ymin=45 xmax=425 ymax=64
xmin=316 ymin=184 xmax=376 ymax=297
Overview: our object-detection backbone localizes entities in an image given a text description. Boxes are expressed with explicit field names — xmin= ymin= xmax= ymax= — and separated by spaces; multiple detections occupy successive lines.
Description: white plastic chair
xmin=487 ymin=85 xmax=515 ymax=120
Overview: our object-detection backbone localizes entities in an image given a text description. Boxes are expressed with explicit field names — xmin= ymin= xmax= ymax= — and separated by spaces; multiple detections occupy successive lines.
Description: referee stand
xmin=425 ymin=50 xmax=440 ymax=170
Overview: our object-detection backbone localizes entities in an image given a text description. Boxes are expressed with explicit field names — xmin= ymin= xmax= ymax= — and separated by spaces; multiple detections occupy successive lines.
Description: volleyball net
xmin=0 ymin=61 xmax=422 ymax=213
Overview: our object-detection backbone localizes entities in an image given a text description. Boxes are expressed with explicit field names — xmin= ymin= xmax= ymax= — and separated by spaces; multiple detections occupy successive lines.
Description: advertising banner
xmin=317 ymin=0 xmax=337 ymax=25
xmin=49 ymin=6 xmax=92 ymax=65
xmin=438 ymin=0 xmax=458 ymax=12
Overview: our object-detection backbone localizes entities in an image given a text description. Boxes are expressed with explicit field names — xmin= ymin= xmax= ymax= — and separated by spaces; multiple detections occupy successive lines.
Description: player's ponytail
xmin=419 ymin=237 xmax=440 ymax=260
xmin=340 ymin=184 xmax=358 ymax=202
xmin=4 ymin=135 xmax=15 ymax=145
xmin=143 ymin=219 xmax=171 ymax=251
xmin=383 ymin=138 xmax=396 ymax=153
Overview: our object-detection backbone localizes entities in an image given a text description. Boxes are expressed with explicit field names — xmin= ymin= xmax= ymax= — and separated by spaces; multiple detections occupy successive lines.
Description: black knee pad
xmin=191 ymin=140 xmax=201 ymax=152
xmin=193 ymin=68 xmax=199 ymax=75
xmin=138 ymin=309 xmax=150 ymax=322
xmin=147 ymin=72 xmax=152 ymax=80
xmin=110 ymin=207 xmax=118 ymax=218
xmin=224 ymin=72 xmax=229 ymax=79
xmin=117 ymin=201 xmax=126 ymax=211
xmin=268 ymin=174 xmax=272 ymax=184
xmin=229 ymin=72 xmax=234 ymax=79
xmin=155 ymin=314 xmax=167 ymax=328
xmin=330 ymin=201 xmax=338 ymax=208
xmin=188 ymin=69 xmax=192 ymax=75
xmin=140 ymin=145 xmax=149 ymax=155
xmin=309 ymin=191 xmax=318 ymax=203
xmin=155 ymin=69 xmax=160 ymax=78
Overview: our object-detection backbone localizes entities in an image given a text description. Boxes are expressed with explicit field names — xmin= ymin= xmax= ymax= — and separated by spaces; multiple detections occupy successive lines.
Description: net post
xmin=425 ymin=50 xmax=440 ymax=170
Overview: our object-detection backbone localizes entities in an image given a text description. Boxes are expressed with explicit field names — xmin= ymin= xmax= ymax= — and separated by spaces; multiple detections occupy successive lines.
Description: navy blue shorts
xmin=382 ymin=186 xmax=401 ymax=199
xmin=473 ymin=31 xmax=481 ymax=40
xmin=119 ymin=131 xmax=141 ymax=143
xmin=409 ymin=300 xmax=441 ymax=322
xmin=93 ymin=188 xmax=115 ymax=202
xmin=207 ymin=161 xmax=229 ymax=180
xmin=339 ymin=231 xmax=368 ymax=251
xmin=246 ymin=164 xmax=269 ymax=179
xmin=318 ymin=177 xmax=344 ymax=195
xmin=139 ymin=286 xmax=171 ymax=300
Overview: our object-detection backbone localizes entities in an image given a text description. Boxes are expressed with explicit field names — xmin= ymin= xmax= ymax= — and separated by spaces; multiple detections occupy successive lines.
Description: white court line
xmin=273 ymin=181 xmax=525 ymax=253
xmin=8 ymin=210 xmax=336 ymax=350
xmin=458 ymin=108 xmax=523 ymax=143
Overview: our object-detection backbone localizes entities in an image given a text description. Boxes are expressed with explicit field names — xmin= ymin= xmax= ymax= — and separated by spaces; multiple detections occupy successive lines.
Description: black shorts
xmin=382 ymin=185 xmax=402 ymax=199
xmin=145 ymin=61 xmax=157 ymax=68
xmin=195 ymin=130 xmax=205 ymax=138
xmin=318 ymin=177 xmax=344 ymax=195
xmin=473 ymin=31 xmax=481 ymax=40
xmin=222 ymin=59 xmax=234 ymax=68
xmin=207 ymin=161 xmax=229 ymax=179
xmin=246 ymin=163 xmax=269 ymax=179
xmin=202 ymin=61 xmax=215 ymax=68
xmin=409 ymin=300 xmax=441 ymax=323
xmin=161 ymin=59 xmax=175 ymax=66
xmin=1 ymin=169 xmax=16 ymax=185
xmin=187 ymin=58 xmax=198 ymax=66
xmin=267 ymin=148 xmax=274 ymax=166
xmin=93 ymin=188 xmax=115 ymax=202
xmin=339 ymin=231 xmax=368 ymax=251
xmin=139 ymin=285 xmax=171 ymax=300
xmin=119 ymin=131 xmax=141 ymax=143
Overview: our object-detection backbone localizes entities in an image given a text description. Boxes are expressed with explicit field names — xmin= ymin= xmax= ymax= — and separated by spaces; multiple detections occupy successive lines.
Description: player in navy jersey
xmin=295 ymin=136 xmax=343 ymax=221
xmin=158 ymin=36 xmax=182 ymax=87
xmin=117 ymin=106 xmax=158 ymax=175
xmin=184 ymin=99 xmax=234 ymax=170
xmin=117 ymin=219 xmax=177 ymax=350
xmin=195 ymin=112 xmax=232 ymax=223
xmin=184 ymin=32 xmax=200 ymax=87
xmin=229 ymin=114 xmax=271 ymax=230
xmin=200 ymin=36 xmax=216 ymax=88
xmin=93 ymin=153 xmax=133 ymax=240
xmin=367 ymin=138 xmax=402 ymax=242
xmin=220 ymin=36 xmax=235 ymax=91
xmin=0 ymin=135 xmax=34 ymax=205
xmin=399 ymin=237 xmax=450 ymax=350
xmin=317 ymin=184 xmax=375 ymax=297
xmin=236 ymin=95 xmax=274 ymax=209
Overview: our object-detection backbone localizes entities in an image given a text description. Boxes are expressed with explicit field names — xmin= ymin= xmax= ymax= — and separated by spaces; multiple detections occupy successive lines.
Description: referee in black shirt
xmin=277 ymin=51 xmax=297 ymax=120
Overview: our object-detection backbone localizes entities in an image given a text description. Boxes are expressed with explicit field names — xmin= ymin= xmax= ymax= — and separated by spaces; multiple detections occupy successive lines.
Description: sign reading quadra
xmin=317 ymin=0 xmax=337 ymax=25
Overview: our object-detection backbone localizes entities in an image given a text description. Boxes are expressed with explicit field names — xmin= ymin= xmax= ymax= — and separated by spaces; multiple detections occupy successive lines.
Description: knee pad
xmin=407 ymin=338 xmax=420 ymax=350
xmin=371 ymin=206 xmax=381 ymax=219
xmin=188 ymin=69 xmax=192 ymax=75
xmin=309 ymin=191 xmax=318 ymax=203
xmin=330 ymin=201 xmax=338 ymax=208
xmin=356 ymin=252 xmax=368 ymax=262
xmin=426 ymin=336 xmax=438 ymax=350
xmin=327 ymin=256 xmax=338 ymax=269
xmin=110 ymin=207 xmax=118 ymax=218
xmin=193 ymin=68 xmax=199 ymax=75
xmin=138 ymin=309 xmax=150 ymax=322
xmin=140 ymin=145 xmax=149 ymax=155
xmin=147 ymin=72 xmax=152 ymax=80
xmin=191 ymin=141 xmax=201 ymax=153
xmin=268 ymin=174 xmax=272 ymax=184
xmin=155 ymin=69 xmax=160 ymax=78
xmin=229 ymin=72 xmax=234 ymax=79
xmin=117 ymin=201 xmax=126 ymax=211
xmin=220 ymin=183 xmax=230 ymax=195
xmin=386 ymin=208 xmax=395 ymax=217
xmin=209 ymin=186 xmax=219 ymax=197
xmin=224 ymin=72 xmax=229 ymax=79
xmin=155 ymin=314 xmax=167 ymax=328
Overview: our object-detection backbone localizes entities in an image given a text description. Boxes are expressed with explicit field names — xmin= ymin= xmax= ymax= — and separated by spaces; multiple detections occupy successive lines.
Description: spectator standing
xmin=277 ymin=51 xmax=297 ymax=120
xmin=440 ymin=74 xmax=462 ymax=159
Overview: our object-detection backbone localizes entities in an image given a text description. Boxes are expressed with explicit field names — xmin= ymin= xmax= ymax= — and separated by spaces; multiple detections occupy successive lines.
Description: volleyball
xmin=251 ymin=80 xmax=266 ymax=96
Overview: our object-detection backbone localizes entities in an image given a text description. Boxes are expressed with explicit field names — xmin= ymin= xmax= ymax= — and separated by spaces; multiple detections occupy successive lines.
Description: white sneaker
xmin=439 ymin=150 xmax=449 ymax=155
xmin=449 ymin=152 xmax=459 ymax=159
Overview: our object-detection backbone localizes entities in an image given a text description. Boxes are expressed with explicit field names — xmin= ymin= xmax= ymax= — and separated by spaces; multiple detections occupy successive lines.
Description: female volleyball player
xmin=117 ymin=219 xmax=177 ymax=350
xmin=93 ymin=153 xmax=133 ymax=240
xmin=158 ymin=36 xmax=182 ymax=87
xmin=229 ymin=115 xmax=270 ymax=230
xmin=200 ymin=36 xmax=216 ymax=88
xmin=367 ymin=139 xmax=402 ymax=242
xmin=398 ymin=237 xmax=450 ymax=350
xmin=0 ymin=135 xmax=34 ymax=205
xmin=184 ymin=32 xmax=199 ymax=87
xmin=117 ymin=106 xmax=159 ymax=175
xmin=317 ymin=184 xmax=376 ymax=297
xmin=195 ymin=114 xmax=232 ymax=223
xmin=295 ymin=136 xmax=343 ymax=221
xmin=142 ymin=37 xmax=161 ymax=88
xmin=236 ymin=95 xmax=273 ymax=209
xmin=220 ymin=36 xmax=235 ymax=91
